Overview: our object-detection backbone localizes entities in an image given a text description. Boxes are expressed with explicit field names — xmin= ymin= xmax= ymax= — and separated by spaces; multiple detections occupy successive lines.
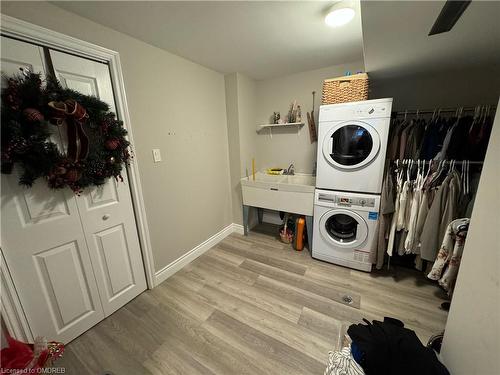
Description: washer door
xmin=322 ymin=120 xmax=380 ymax=170
xmin=319 ymin=209 xmax=368 ymax=248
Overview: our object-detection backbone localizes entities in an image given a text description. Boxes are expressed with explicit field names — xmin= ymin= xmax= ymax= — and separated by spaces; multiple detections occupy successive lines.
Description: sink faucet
xmin=284 ymin=163 xmax=295 ymax=175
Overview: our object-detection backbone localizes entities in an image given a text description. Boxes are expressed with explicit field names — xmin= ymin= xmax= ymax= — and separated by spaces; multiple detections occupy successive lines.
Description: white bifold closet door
xmin=1 ymin=37 xmax=146 ymax=344
xmin=49 ymin=50 xmax=147 ymax=317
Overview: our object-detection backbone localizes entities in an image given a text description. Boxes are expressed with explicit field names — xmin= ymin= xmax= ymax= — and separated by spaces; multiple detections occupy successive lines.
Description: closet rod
xmin=393 ymin=159 xmax=483 ymax=166
xmin=394 ymin=106 xmax=497 ymax=116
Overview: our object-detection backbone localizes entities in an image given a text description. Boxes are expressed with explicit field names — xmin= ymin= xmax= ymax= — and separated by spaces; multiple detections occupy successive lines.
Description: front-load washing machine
xmin=316 ymin=98 xmax=393 ymax=194
xmin=312 ymin=189 xmax=380 ymax=272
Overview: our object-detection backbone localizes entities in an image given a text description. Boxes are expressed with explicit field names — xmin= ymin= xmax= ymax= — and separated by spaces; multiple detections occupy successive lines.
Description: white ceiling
xmin=361 ymin=1 xmax=500 ymax=79
xmin=53 ymin=1 xmax=364 ymax=80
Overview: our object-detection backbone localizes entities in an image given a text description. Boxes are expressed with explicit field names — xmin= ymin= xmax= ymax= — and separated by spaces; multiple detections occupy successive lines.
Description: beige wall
xmin=237 ymin=73 xmax=258 ymax=179
xmin=224 ymin=74 xmax=243 ymax=225
xmin=223 ymin=72 xmax=258 ymax=225
xmin=1 ymin=2 xmax=232 ymax=273
xmin=255 ymin=61 xmax=365 ymax=173
xmin=440 ymin=98 xmax=500 ymax=374
xmin=370 ymin=65 xmax=500 ymax=111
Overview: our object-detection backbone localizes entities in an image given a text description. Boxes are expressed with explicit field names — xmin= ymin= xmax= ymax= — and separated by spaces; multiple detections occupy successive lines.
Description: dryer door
xmin=319 ymin=208 xmax=368 ymax=248
xmin=322 ymin=120 xmax=380 ymax=170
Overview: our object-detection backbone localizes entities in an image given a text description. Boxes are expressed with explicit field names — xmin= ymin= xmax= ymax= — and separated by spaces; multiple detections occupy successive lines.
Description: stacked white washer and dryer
xmin=312 ymin=98 xmax=393 ymax=272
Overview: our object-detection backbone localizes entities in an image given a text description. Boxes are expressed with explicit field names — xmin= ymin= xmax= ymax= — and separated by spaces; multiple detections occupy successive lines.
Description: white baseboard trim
xmin=231 ymin=223 xmax=244 ymax=235
xmin=154 ymin=223 xmax=242 ymax=286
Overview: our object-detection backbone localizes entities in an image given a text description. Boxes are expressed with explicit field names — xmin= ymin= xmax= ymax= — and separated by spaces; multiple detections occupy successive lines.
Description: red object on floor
xmin=0 ymin=334 xmax=64 ymax=371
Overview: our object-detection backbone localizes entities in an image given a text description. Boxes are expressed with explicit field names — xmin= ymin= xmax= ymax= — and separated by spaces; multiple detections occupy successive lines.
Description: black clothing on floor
xmin=347 ymin=317 xmax=450 ymax=375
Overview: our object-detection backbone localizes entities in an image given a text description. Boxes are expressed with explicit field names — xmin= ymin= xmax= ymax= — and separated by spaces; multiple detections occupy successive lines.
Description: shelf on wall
xmin=256 ymin=122 xmax=304 ymax=133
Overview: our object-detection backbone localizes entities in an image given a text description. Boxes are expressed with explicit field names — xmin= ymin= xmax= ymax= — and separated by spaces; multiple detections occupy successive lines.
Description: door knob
xmin=102 ymin=214 xmax=110 ymax=220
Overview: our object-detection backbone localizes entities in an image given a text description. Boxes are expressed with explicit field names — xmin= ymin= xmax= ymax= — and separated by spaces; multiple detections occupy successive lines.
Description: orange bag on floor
xmin=294 ymin=217 xmax=305 ymax=251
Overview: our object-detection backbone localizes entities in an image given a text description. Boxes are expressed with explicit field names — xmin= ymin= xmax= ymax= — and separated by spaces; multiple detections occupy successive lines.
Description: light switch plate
xmin=152 ymin=148 xmax=162 ymax=162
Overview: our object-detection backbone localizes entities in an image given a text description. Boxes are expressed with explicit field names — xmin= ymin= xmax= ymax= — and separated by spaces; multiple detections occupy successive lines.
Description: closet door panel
xmin=49 ymin=50 xmax=147 ymax=316
xmin=0 ymin=37 xmax=105 ymax=344
xmin=93 ymin=224 xmax=135 ymax=300
xmin=0 ymin=38 xmax=63 ymax=150
xmin=0 ymin=37 xmax=46 ymax=77
xmin=33 ymin=241 xmax=98 ymax=330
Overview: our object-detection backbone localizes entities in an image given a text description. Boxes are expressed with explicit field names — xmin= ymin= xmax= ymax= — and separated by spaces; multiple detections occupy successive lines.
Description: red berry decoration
xmin=23 ymin=108 xmax=45 ymax=122
xmin=105 ymin=138 xmax=120 ymax=150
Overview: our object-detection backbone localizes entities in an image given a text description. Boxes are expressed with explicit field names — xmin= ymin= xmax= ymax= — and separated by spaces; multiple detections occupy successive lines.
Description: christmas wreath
xmin=1 ymin=71 xmax=131 ymax=193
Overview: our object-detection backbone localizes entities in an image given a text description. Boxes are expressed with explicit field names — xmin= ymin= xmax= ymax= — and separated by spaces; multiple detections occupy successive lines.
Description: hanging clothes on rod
xmin=377 ymin=160 xmax=476 ymax=272
xmin=374 ymin=159 xmax=482 ymax=271
xmin=388 ymin=105 xmax=495 ymax=162
xmin=373 ymin=104 xmax=495 ymax=271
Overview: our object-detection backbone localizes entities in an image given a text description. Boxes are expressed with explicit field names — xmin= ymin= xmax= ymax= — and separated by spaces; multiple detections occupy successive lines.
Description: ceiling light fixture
xmin=325 ymin=3 xmax=355 ymax=28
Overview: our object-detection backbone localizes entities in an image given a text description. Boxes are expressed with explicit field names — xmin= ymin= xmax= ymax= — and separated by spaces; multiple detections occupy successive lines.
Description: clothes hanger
xmin=451 ymin=160 xmax=457 ymax=175
xmin=486 ymin=105 xmax=491 ymax=124
xmin=432 ymin=160 xmax=445 ymax=186
xmin=461 ymin=160 xmax=466 ymax=193
xmin=406 ymin=159 xmax=412 ymax=183
xmin=396 ymin=160 xmax=404 ymax=188
xmin=417 ymin=160 xmax=425 ymax=189
xmin=465 ymin=160 xmax=470 ymax=195
xmin=457 ymin=221 xmax=469 ymax=235
xmin=424 ymin=159 xmax=433 ymax=184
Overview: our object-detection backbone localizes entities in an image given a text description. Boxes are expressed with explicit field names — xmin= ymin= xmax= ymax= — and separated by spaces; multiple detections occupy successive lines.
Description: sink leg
xmin=305 ymin=215 xmax=313 ymax=249
xmin=243 ymin=205 xmax=250 ymax=236
xmin=257 ymin=208 xmax=264 ymax=225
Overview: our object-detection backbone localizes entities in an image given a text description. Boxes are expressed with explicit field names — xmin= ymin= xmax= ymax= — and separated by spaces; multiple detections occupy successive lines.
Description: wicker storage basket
xmin=322 ymin=73 xmax=369 ymax=105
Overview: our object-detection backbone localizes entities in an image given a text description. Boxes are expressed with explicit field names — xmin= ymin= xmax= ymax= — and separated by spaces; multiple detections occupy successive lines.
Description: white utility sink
xmin=241 ymin=172 xmax=315 ymax=215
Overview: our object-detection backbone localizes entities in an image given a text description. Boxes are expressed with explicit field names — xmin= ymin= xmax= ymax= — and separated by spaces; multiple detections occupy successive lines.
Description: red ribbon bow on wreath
xmin=48 ymin=99 xmax=89 ymax=161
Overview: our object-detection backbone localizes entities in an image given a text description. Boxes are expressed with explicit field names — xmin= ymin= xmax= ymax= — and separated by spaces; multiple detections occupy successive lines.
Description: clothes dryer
xmin=316 ymin=98 xmax=393 ymax=193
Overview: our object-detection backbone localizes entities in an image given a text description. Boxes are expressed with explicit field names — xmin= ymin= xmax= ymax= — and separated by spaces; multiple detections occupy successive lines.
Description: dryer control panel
xmin=319 ymin=98 xmax=393 ymax=122
xmin=354 ymin=104 xmax=390 ymax=117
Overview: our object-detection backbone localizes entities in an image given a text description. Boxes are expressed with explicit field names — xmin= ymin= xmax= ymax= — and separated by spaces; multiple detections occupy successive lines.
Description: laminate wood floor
xmin=58 ymin=225 xmax=448 ymax=375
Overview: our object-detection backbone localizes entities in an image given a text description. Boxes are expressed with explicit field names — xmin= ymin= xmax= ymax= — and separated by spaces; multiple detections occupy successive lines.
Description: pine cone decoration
xmin=23 ymin=108 xmax=45 ymax=122
xmin=5 ymin=79 xmax=21 ymax=110
xmin=54 ymin=166 xmax=67 ymax=175
xmin=105 ymin=138 xmax=120 ymax=150
xmin=65 ymin=168 xmax=81 ymax=183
